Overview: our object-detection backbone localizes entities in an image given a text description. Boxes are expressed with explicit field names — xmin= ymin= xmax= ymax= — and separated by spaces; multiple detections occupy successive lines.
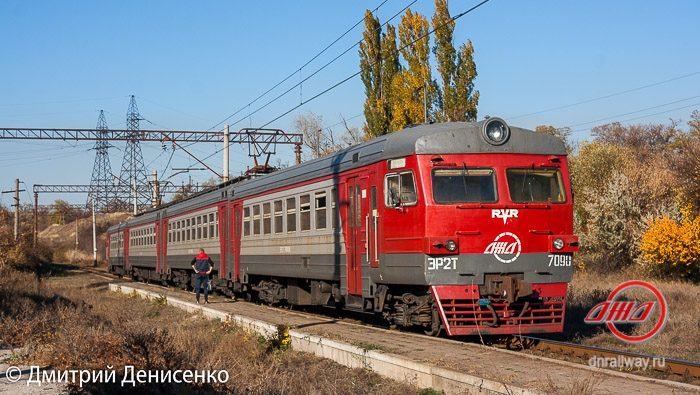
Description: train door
xmin=232 ymin=202 xmax=242 ymax=282
xmin=159 ymin=218 xmax=169 ymax=275
xmin=347 ymin=175 xmax=369 ymax=296
xmin=155 ymin=221 xmax=161 ymax=274
xmin=123 ymin=228 xmax=130 ymax=272
xmin=217 ymin=204 xmax=229 ymax=279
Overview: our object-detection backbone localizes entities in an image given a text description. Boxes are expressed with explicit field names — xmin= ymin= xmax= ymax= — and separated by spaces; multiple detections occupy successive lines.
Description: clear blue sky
xmin=1 ymin=0 xmax=699 ymax=205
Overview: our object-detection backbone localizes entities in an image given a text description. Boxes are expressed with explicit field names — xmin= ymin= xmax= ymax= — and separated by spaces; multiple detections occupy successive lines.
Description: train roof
xmin=231 ymin=119 xmax=565 ymax=199
xmin=108 ymin=119 xmax=565 ymax=231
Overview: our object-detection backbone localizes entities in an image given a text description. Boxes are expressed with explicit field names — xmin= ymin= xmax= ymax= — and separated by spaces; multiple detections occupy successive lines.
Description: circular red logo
xmin=604 ymin=280 xmax=668 ymax=343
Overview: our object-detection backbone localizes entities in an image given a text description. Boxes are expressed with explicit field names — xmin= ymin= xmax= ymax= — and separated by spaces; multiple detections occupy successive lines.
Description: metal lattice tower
xmin=87 ymin=110 xmax=114 ymax=210
xmin=117 ymin=95 xmax=150 ymax=209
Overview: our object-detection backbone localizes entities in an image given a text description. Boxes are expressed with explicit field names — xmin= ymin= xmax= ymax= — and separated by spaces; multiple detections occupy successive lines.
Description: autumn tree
xmin=390 ymin=9 xmax=437 ymax=131
xmin=535 ymin=125 xmax=574 ymax=153
xmin=293 ymin=112 xmax=362 ymax=160
xmin=294 ymin=112 xmax=329 ymax=159
xmin=359 ymin=2 xmax=478 ymax=135
xmin=453 ymin=40 xmax=479 ymax=121
xmin=359 ymin=11 xmax=386 ymax=138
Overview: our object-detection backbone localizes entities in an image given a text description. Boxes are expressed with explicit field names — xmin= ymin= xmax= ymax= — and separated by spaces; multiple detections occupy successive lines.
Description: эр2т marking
xmin=108 ymin=118 xmax=579 ymax=337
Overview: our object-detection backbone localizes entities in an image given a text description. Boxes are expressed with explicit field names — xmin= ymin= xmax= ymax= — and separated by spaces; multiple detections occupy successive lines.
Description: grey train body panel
xmin=370 ymin=253 xmax=573 ymax=286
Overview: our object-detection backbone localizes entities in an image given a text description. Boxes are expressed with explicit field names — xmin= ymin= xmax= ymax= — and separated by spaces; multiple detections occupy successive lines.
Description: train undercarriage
xmin=110 ymin=264 xmax=563 ymax=337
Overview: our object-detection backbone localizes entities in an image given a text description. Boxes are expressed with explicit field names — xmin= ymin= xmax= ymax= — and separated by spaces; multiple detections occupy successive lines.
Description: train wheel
xmin=423 ymin=304 xmax=442 ymax=336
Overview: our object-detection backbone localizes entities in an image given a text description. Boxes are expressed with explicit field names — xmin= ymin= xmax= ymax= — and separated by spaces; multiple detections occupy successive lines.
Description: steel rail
xmin=523 ymin=336 xmax=700 ymax=378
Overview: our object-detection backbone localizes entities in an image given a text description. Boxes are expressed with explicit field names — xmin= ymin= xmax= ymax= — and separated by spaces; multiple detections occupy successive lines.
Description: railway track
xmin=78 ymin=266 xmax=700 ymax=381
xmin=522 ymin=336 xmax=700 ymax=379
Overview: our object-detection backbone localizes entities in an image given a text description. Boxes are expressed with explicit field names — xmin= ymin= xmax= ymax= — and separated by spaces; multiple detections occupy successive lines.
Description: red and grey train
xmin=108 ymin=118 xmax=578 ymax=337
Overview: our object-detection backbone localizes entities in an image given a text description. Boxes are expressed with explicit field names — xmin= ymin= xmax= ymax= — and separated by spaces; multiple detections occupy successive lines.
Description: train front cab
xmin=418 ymin=149 xmax=579 ymax=336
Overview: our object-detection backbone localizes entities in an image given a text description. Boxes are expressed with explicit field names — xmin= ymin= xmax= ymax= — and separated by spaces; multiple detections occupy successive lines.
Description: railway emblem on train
xmin=483 ymin=232 xmax=521 ymax=263
xmin=491 ymin=209 xmax=518 ymax=224
xmin=584 ymin=280 xmax=668 ymax=343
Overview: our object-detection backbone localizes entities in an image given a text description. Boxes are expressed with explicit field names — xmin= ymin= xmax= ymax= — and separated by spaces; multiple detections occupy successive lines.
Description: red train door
xmin=232 ymin=202 xmax=242 ymax=282
xmin=123 ymin=228 xmax=130 ymax=272
xmin=159 ymin=218 xmax=169 ymax=274
xmin=217 ymin=204 xmax=229 ymax=279
xmin=347 ymin=176 xmax=368 ymax=296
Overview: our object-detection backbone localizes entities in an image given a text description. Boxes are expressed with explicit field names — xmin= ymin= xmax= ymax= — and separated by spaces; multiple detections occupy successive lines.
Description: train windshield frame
xmin=506 ymin=168 xmax=566 ymax=203
xmin=431 ymin=168 xmax=497 ymax=204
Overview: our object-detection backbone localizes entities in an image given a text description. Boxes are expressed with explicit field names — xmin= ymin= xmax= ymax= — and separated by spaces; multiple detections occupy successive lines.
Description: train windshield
xmin=432 ymin=168 xmax=497 ymax=203
xmin=506 ymin=168 xmax=565 ymax=203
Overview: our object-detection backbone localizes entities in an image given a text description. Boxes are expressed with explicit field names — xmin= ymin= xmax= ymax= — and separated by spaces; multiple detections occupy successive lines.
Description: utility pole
xmin=33 ymin=192 xmax=38 ymax=247
xmin=151 ymin=170 xmax=160 ymax=208
xmin=223 ymin=125 xmax=230 ymax=182
xmin=2 ymin=179 xmax=25 ymax=241
xmin=91 ymin=199 xmax=97 ymax=267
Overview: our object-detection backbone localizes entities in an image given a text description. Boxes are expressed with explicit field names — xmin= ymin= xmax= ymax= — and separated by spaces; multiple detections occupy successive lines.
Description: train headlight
xmin=553 ymin=238 xmax=564 ymax=250
xmin=445 ymin=240 xmax=457 ymax=252
xmin=482 ymin=117 xmax=510 ymax=146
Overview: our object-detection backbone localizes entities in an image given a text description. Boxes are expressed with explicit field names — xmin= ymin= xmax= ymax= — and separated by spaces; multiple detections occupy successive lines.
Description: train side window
xmin=315 ymin=191 xmax=327 ymax=230
xmin=215 ymin=212 xmax=219 ymax=238
xmin=300 ymin=194 xmax=311 ymax=231
xmin=274 ymin=200 xmax=283 ymax=234
xmin=385 ymin=171 xmax=417 ymax=207
xmin=331 ymin=188 xmax=337 ymax=229
xmin=253 ymin=205 xmax=261 ymax=235
xmin=243 ymin=207 xmax=251 ymax=237
xmin=286 ymin=197 xmax=296 ymax=232
xmin=263 ymin=202 xmax=271 ymax=234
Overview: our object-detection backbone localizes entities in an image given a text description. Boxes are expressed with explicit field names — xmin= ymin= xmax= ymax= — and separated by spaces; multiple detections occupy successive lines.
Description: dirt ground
xmin=0 ymin=265 xmax=421 ymax=394
xmin=560 ymin=268 xmax=700 ymax=362
xmin=109 ymin=271 xmax=700 ymax=394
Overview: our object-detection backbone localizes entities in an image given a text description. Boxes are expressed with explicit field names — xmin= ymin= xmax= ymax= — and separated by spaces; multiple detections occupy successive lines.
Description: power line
xmin=508 ymin=71 xmax=700 ymax=120
xmin=564 ymin=95 xmax=700 ymax=129
xmin=208 ymin=0 xmax=392 ymax=132
xmin=571 ymin=102 xmax=700 ymax=135
xmin=259 ymin=0 xmax=491 ymax=129
xmin=198 ymin=0 xmax=492 ymax=165
xmin=223 ymin=0 xmax=418 ymax=132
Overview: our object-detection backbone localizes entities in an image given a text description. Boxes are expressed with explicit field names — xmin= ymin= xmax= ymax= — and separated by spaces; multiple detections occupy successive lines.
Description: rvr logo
xmin=491 ymin=209 xmax=518 ymax=224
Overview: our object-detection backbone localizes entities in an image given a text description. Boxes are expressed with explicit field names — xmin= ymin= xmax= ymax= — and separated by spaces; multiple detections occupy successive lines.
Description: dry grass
xmin=0 ymin=265 xmax=420 ymax=394
xmin=564 ymin=266 xmax=700 ymax=362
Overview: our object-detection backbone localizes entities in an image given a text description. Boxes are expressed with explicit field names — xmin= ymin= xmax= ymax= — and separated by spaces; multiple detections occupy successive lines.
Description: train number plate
xmin=548 ymin=254 xmax=572 ymax=267
xmin=427 ymin=256 xmax=458 ymax=270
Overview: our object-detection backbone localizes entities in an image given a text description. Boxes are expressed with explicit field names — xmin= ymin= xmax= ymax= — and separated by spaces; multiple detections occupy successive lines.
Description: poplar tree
xmin=432 ymin=0 xmax=478 ymax=122
xmin=359 ymin=11 xmax=385 ymax=137
xmin=389 ymin=9 xmax=436 ymax=131
xmin=454 ymin=40 xmax=479 ymax=121
xmin=432 ymin=0 xmax=456 ymax=122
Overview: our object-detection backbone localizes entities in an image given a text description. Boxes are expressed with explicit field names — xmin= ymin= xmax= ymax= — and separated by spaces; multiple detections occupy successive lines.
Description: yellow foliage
xmin=640 ymin=211 xmax=700 ymax=279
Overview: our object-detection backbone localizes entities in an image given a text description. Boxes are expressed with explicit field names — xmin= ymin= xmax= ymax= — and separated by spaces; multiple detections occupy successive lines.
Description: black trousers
xmin=195 ymin=274 xmax=209 ymax=302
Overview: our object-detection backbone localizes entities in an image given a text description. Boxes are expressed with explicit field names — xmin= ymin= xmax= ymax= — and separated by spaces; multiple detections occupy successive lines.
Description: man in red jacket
xmin=191 ymin=248 xmax=213 ymax=304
